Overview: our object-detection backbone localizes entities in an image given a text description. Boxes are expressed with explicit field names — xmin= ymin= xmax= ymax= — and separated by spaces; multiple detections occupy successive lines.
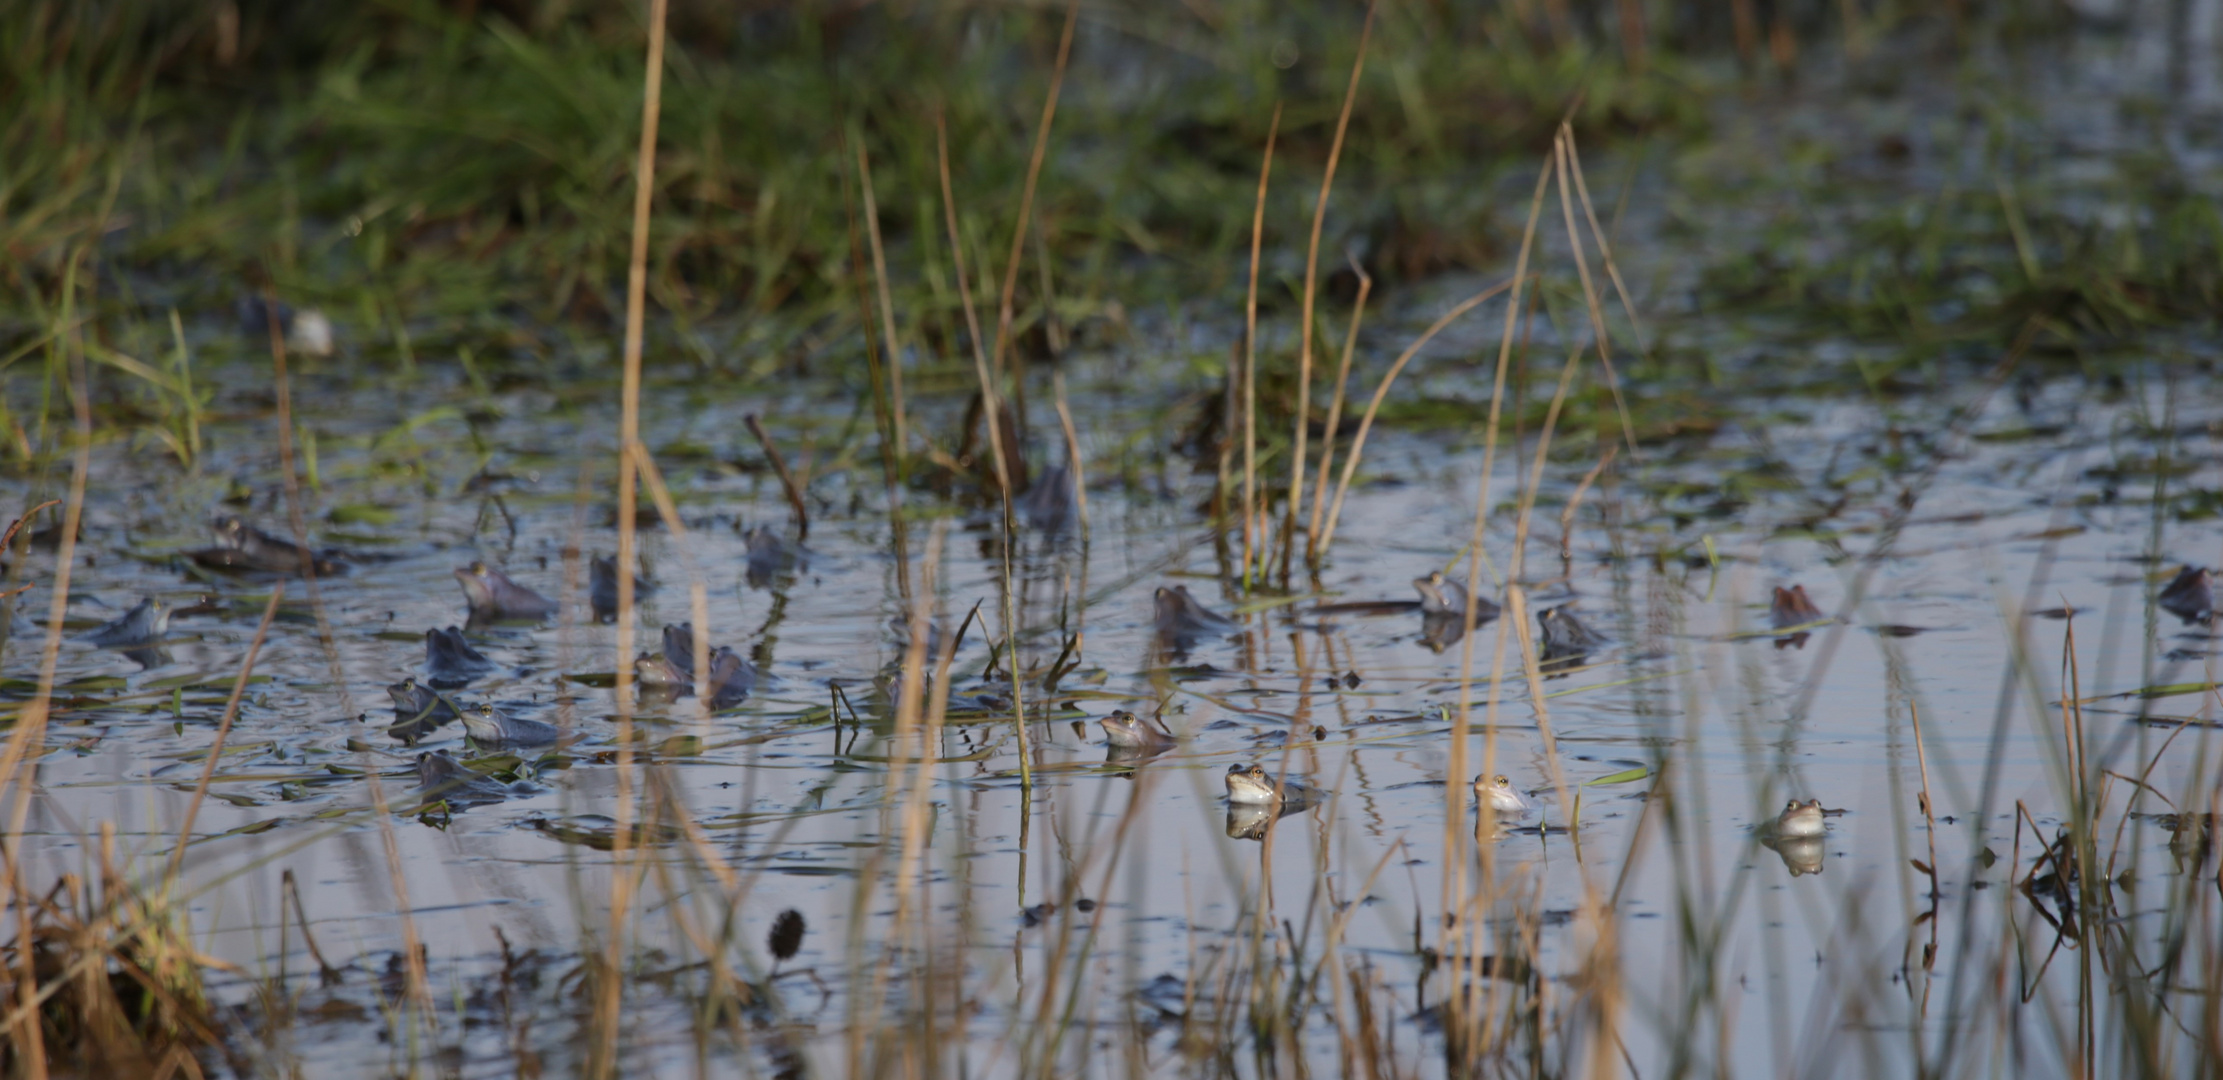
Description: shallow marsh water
xmin=6 ymin=335 xmax=2222 ymax=1076
xmin=5 ymin=12 xmax=2223 ymax=1079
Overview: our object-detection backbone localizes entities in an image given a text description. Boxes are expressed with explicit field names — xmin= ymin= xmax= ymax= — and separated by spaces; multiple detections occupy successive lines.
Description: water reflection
xmin=1764 ymin=835 xmax=1826 ymax=877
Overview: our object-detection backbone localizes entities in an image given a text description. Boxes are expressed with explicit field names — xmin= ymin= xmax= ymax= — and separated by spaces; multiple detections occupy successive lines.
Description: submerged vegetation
xmin=1 ymin=0 xmax=2221 ymax=1077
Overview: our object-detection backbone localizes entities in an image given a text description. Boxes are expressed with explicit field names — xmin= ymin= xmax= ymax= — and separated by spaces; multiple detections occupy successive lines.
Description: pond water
xmin=8 ymin=318 xmax=2218 ymax=1075
xmin=6 ymin=15 xmax=2223 ymax=1078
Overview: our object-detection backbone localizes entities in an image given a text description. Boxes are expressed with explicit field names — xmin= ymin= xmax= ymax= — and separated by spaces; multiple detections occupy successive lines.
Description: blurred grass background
xmin=1 ymin=0 xmax=2216 ymax=389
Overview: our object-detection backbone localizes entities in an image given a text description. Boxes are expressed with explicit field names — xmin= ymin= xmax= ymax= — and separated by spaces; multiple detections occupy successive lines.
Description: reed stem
xmin=601 ymin=0 xmax=668 ymax=1071
xmin=1283 ymin=0 xmax=1377 ymax=584
xmin=1241 ymin=103 xmax=1283 ymax=589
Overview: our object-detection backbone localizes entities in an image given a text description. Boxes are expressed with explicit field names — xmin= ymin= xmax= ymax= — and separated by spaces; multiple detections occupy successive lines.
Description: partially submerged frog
xmin=1413 ymin=572 xmax=1502 ymax=652
xmin=1223 ymin=763 xmax=1322 ymax=809
xmin=388 ymin=678 xmax=462 ymax=723
xmin=423 ymin=626 xmax=494 ymax=685
xmin=414 ymin=750 xmax=516 ymax=808
xmin=387 ymin=678 xmax=462 ymax=743
xmin=886 ymin=613 xmax=953 ymax=660
xmin=589 ymin=554 xmax=655 ymax=623
xmin=1473 ymin=774 xmax=1531 ymax=815
xmin=1154 ymin=585 xmax=1240 ymax=650
xmin=1768 ymin=584 xmax=1828 ymax=649
xmin=1771 ymin=798 xmax=1827 ymax=839
xmin=1769 ymin=585 xmax=1825 ymax=630
xmin=742 ymin=526 xmax=812 ymax=589
xmin=82 ymin=597 xmax=169 ymax=648
xmin=1099 ymin=710 xmax=1177 ymax=751
xmin=2160 ymin=565 xmax=2213 ymax=624
xmin=1535 ymin=605 xmax=1604 ymax=670
xmin=636 ymin=623 xmax=755 ymax=709
xmin=455 ymin=561 xmax=558 ymax=622
xmin=1414 ymin=572 xmax=1500 ymax=623
xmin=459 ymin=703 xmax=561 ymax=747
xmin=189 ymin=515 xmax=344 ymax=576
xmin=1019 ymin=459 xmax=1082 ymax=535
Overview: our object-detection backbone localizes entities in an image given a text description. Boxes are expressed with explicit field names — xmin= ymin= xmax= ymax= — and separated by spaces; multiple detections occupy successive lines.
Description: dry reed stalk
xmin=1439 ymin=150 xmax=1554 ymax=1051
xmin=1495 ymin=334 xmax=1618 ymax=1069
xmin=599 ymin=0 xmax=669 ymax=1072
xmin=1504 ymin=343 xmax=1583 ymax=783
xmin=989 ymin=0 xmax=1080 ymax=415
xmin=1552 ymin=129 xmax=1640 ymax=460
xmin=625 ymin=443 xmax=715 ymax=717
xmin=1051 ymin=371 xmax=1089 ymax=538
xmin=892 ymin=527 xmax=954 ymax=922
xmin=857 ymin=141 xmax=907 ymax=467
xmin=1282 ymin=0 xmax=1377 ymax=582
xmin=1316 ymin=277 xmax=1515 ymax=558
xmin=1241 ymin=102 xmax=1283 ymax=586
xmin=936 ymin=113 xmax=1032 ymax=791
xmin=0 ymin=251 xmax=89 ymax=1078
xmin=163 ymin=588 xmax=282 ymax=882
xmin=745 ymin=414 xmax=811 ymax=539
xmin=1304 ymin=256 xmax=1370 ymax=563
xmin=1563 ymin=132 xmax=1651 ymax=357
